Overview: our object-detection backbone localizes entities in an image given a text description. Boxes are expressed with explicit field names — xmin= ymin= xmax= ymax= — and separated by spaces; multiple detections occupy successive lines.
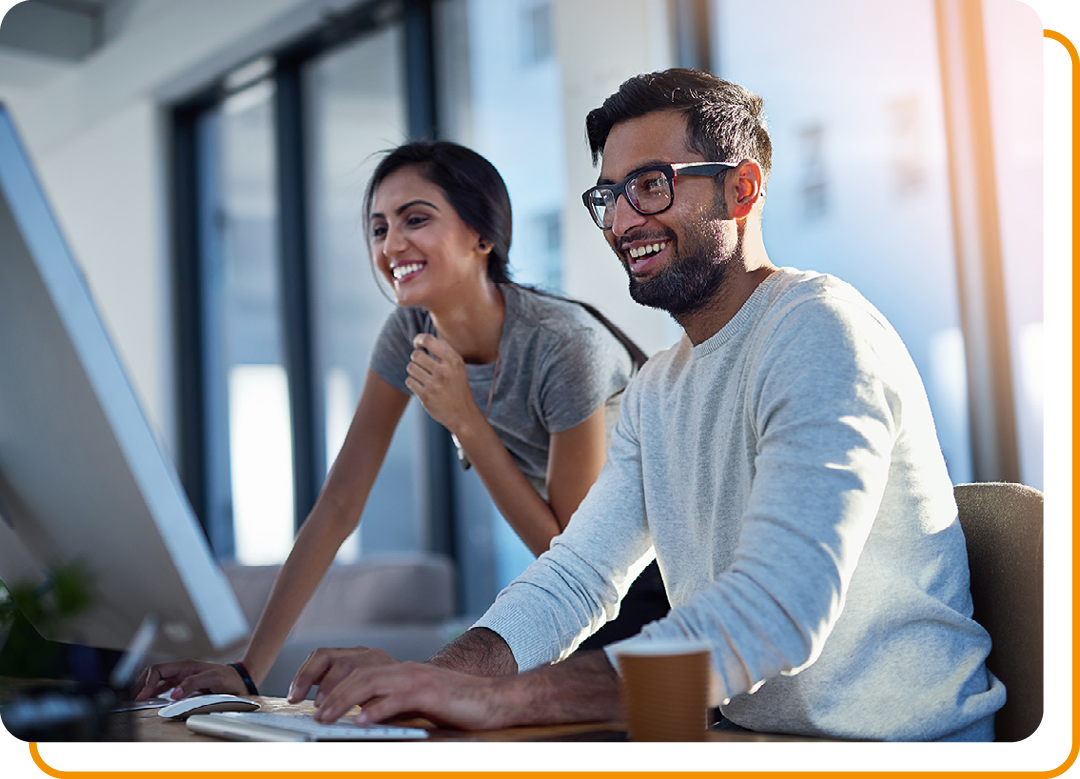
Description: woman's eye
xmin=371 ymin=224 xmax=387 ymax=239
xmin=406 ymin=214 xmax=429 ymax=228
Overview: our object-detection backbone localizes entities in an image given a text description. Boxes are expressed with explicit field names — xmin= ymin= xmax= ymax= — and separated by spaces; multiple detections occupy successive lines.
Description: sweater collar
xmin=689 ymin=269 xmax=783 ymax=357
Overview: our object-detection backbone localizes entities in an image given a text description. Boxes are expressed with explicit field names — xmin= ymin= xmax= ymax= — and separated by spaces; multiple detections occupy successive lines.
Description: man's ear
xmin=730 ymin=160 xmax=764 ymax=219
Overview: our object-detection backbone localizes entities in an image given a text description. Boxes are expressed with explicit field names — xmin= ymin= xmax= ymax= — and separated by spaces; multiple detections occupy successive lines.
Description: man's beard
xmin=626 ymin=215 xmax=735 ymax=315
xmin=628 ymin=244 xmax=727 ymax=315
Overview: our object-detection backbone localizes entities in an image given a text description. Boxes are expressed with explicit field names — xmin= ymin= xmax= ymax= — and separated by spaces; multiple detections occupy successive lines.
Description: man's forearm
xmin=427 ymin=627 xmax=518 ymax=676
xmin=426 ymin=629 xmax=622 ymax=728
xmin=507 ymin=649 xmax=622 ymax=726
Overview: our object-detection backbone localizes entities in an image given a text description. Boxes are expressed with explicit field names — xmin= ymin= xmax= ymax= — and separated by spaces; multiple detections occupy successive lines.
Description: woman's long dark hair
xmin=364 ymin=140 xmax=648 ymax=369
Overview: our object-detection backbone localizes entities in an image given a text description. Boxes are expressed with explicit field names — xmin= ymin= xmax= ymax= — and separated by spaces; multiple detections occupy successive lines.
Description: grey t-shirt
xmin=370 ymin=284 xmax=636 ymax=496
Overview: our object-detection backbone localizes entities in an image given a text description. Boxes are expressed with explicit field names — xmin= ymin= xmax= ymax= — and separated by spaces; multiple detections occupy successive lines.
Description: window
xmin=175 ymin=0 xmax=575 ymax=614
xmin=304 ymin=25 xmax=424 ymax=560
xmin=982 ymin=0 xmax=1043 ymax=489
xmin=521 ymin=1 xmax=554 ymax=66
xmin=797 ymin=123 xmax=828 ymax=220
xmin=713 ymin=0 xmax=977 ymax=483
xmin=173 ymin=5 xmax=429 ymax=566
xmin=710 ymin=0 xmax=1039 ymax=487
xmin=435 ymin=0 xmax=570 ymax=609
xmin=194 ymin=77 xmax=294 ymax=562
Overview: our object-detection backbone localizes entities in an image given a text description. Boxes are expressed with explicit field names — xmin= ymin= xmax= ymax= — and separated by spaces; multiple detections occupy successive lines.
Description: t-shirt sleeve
xmin=535 ymin=322 xmax=634 ymax=434
xmin=368 ymin=307 xmax=422 ymax=394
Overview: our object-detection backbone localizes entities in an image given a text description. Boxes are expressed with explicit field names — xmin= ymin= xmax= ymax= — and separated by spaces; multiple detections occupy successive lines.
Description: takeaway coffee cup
xmin=613 ymin=640 xmax=711 ymax=741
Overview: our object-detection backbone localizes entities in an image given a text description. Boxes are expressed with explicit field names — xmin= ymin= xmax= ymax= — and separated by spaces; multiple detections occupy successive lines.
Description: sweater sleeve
xmin=473 ymin=375 xmax=655 ymax=670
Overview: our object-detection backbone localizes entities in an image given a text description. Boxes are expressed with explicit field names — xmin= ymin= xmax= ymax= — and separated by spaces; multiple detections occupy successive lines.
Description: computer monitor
xmin=0 ymin=104 xmax=249 ymax=659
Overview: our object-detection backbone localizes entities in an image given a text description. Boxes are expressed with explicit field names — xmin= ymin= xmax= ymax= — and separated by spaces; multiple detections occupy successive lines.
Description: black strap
xmin=228 ymin=661 xmax=259 ymax=696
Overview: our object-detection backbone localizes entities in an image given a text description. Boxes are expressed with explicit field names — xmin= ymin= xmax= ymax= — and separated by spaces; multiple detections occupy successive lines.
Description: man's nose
xmin=610 ymin=193 xmax=646 ymax=237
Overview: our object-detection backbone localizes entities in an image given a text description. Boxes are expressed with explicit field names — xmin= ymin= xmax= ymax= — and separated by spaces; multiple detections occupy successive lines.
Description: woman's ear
xmin=730 ymin=160 xmax=765 ymax=219
xmin=476 ymin=239 xmax=492 ymax=255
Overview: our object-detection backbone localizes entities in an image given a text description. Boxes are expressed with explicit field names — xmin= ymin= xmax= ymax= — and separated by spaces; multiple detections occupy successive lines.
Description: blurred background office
xmin=0 ymin=0 xmax=1043 ymax=620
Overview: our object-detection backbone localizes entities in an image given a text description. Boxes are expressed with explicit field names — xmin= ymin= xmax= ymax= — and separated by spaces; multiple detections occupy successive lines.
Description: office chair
xmin=954 ymin=481 xmax=1044 ymax=742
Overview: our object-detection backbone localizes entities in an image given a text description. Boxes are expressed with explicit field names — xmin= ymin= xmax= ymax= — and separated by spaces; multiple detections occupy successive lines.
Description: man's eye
xmin=640 ymin=175 xmax=666 ymax=193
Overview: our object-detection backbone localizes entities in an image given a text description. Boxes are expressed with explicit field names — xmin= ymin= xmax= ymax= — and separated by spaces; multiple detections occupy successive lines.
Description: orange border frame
xmin=14 ymin=21 xmax=1080 ymax=777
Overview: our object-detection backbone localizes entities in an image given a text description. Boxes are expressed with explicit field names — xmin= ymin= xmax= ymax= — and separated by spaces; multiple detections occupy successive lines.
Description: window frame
xmin=169 ymin=0 xmax=458 ymax=563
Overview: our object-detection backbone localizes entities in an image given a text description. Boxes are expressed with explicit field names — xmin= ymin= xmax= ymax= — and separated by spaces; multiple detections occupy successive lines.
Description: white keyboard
xmin=187 ymin=710 xmax=429 ymax=741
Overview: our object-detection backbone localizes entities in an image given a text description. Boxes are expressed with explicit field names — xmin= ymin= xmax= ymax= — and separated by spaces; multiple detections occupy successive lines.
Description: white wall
xmin=0 ymin=0 xmax=685 ymax=465
xmin=554 ymin=0 xmax=683 ymax=356
xmin=0 ymin=0 xmax=361 ymax=454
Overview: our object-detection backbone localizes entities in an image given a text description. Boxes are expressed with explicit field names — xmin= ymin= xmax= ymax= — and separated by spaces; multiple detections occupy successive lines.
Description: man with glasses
xmin=288 ymin=69 xmax=1003 ymax=741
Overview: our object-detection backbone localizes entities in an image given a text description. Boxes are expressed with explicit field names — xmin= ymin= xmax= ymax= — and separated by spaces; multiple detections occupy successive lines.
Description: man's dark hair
xmin=585 ymin=68 xmax=771 ymax=182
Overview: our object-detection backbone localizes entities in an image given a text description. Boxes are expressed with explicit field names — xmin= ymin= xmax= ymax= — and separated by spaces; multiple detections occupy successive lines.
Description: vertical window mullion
xmin=402 ymin=0 xmax=458 ymax=565
xmin=170 ymin=105 xmax=211 ymax=539
xmin=933 ymin=0 xmax=1020 ymax=483
xmin=274 ymin=57 xmax=323 ymax=532
xmin=403 ymin=0 xmax=439 ymax=140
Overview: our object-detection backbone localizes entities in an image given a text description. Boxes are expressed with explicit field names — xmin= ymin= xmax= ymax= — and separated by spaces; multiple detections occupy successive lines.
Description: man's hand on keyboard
xmin=287 ymin=646 xmax=399 ymax=707
xmin=290 ymin=644 xmax=622 ymax=732
xmin=306 ymin=659 xmax=512 ymax=731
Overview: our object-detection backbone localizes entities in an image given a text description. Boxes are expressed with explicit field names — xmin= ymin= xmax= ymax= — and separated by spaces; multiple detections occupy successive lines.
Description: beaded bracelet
xmin=228 ymin=661 xmax=259 ymax=696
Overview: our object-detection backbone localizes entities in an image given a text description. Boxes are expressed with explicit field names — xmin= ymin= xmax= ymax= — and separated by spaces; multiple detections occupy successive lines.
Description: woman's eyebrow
xmin=370 ymin=199 xmax=441 ymax=223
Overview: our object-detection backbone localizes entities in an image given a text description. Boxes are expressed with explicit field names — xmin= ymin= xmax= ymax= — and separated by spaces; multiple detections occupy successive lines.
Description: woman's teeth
xmin=392 ymin=262 xmax=424 ymax=280
xmin=629 ymin=242 xmax=667 ymax=260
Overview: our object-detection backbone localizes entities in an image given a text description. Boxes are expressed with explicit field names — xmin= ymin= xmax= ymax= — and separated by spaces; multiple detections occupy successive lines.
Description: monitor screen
xmin=0 ymin=104 xmax=248 ymax=658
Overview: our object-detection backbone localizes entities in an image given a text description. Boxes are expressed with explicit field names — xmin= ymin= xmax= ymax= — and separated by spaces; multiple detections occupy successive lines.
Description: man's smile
xmin=629 ymin=241 xmax=668 ymax=260
xmin=619 ymin=236 xmax=672 ymax=275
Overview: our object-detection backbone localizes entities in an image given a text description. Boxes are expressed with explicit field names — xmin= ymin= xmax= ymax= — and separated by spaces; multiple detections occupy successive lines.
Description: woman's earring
xmin=478 ymin=241 xmax=487 ymax=251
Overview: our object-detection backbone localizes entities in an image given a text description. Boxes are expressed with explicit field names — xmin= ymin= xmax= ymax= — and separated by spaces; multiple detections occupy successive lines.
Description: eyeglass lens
xmin=589 ymin=169 xmax=674 ymax=228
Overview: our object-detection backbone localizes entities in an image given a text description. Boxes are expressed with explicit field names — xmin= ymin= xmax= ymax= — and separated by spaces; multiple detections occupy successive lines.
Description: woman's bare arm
xmin=406 ymin=332 xmax=609 ymax=556
xmin=134 ymin=370 xmax=409 ymax=699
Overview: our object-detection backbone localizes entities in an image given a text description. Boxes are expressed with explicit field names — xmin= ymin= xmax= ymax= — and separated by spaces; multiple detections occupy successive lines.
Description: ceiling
xmin=0 ymin=0 xmax=134 ymax=94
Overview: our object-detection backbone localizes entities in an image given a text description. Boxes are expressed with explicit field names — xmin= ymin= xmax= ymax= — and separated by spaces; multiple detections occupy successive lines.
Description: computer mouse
xmin=157 ymin=694 xmax=260 ymax=720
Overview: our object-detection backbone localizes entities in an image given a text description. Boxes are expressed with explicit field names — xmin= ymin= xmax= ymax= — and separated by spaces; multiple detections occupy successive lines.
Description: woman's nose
xmin=383 ymin=223 xmax=407 ymax=255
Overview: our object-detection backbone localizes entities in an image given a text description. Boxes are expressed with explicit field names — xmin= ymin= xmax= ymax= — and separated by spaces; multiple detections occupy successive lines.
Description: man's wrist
xmin=428 ymin=627 xmax=517 ymax=676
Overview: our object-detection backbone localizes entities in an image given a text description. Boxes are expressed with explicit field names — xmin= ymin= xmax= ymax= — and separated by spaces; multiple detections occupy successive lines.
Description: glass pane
xmin=199 ymin=78 xmax=295 ymax=563
xmin=712 ymin=0 xmax=974 ymax=483
xmin=305 ymin=24 xmax=423 ymax=560
xmin=436 ymin=0 xmax=567 ymax=608
xmin=983 ymin=0 xmax=1043 ymax=489
xmin=440 ymin=0 xmax=566 ymax=293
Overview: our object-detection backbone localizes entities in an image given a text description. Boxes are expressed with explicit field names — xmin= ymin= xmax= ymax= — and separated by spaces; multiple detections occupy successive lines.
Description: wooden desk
xmin=25 ymin=695 xmax=1071 ymax=773
xmin=126 ymin=691 xmax=868 ymax=747
xmin=134 ymin=697 xmax=620 ymax=742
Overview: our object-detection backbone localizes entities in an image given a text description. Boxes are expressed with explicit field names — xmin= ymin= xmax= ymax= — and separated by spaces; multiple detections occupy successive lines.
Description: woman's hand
xmin=132 ymin=660 xmax=247 ymax=700
xmin=405 ymin=334 xmax=484 ymax=434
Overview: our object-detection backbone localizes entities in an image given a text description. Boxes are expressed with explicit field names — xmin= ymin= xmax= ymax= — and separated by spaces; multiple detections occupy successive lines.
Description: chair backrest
xmin=953 ymin=482 xmax=1043 ymax=742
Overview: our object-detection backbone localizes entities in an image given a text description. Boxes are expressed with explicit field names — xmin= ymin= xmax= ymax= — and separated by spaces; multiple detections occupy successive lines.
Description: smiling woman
xmin=369 ymin=167 xmax=498 ymax=319
xmin=134 ymin=140 xmax=666 ymax=703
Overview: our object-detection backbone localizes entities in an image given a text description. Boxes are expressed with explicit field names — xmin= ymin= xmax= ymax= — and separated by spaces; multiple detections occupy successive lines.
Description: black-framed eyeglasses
xmin=581 ymin=162 xmax=737 ymax=230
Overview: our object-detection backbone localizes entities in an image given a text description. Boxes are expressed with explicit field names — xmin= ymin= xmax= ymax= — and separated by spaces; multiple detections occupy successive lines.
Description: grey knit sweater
xmin=475 ymin=268 xmax=1005 ymax=741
